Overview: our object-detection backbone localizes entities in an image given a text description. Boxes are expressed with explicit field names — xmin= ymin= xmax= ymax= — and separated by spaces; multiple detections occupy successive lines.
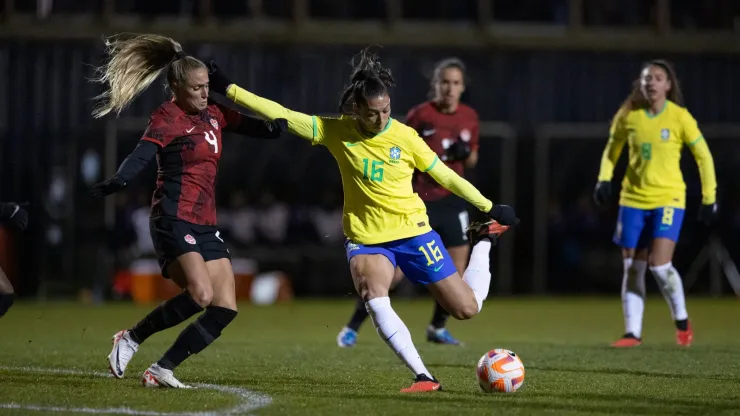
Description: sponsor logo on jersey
xmin=184 ymin=234 xmax=196 ymax=245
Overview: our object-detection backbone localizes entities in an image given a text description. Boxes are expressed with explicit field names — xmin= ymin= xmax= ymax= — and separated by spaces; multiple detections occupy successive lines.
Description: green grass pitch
xmin=1 ymin=298 xmax=739 ymax=415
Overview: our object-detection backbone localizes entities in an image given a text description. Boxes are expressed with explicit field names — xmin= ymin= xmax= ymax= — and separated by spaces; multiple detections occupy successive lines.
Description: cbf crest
xmin=389 ymin=146 xmax=401 ymax=164
xmin=210 ymin=118 xmax=220 ymax=130
xmin=660 ymin=128 xmax=670 ymax=141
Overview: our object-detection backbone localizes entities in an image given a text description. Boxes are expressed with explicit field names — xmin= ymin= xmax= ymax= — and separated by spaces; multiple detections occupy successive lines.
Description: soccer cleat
xmin=466 ymin=220 xmax=510 ymax=245
xmin=676 ymin=321 xmax=693 ymax=347
xmin=107 ymin=330 xmax=139 ymax=379
xmin=141 ymin=364 xmax=192 ymax=389
xmin=426 ymin=326 xmax=462 ymax=346
xmin=400 ymin=374 xmax=442 ymax=393
xmin=611 ymin=333 xmax=642 ymax=348
xmin=337 ymin=327 xmax=358 ymax=348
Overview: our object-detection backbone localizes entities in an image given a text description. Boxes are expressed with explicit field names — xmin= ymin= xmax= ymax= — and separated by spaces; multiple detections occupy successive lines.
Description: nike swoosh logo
xmin=186 ymin=127 xmax=195 ymax=133
xmin=344 ymin=142 xmax=359 ymax=147
xmin=422 ymin=129 xmax=436 ymax=136
xmin=433 ymin=264 xmax=444 ymax=272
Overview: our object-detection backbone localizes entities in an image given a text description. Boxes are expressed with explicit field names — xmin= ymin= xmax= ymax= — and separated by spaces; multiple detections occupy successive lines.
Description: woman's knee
xmin=350 ymin=257 xmax=393 ymax=301
xmin=187 ymin=281 xmax=213 ymax=307
xmin=449 ymin=300 xmax=478 ymax=320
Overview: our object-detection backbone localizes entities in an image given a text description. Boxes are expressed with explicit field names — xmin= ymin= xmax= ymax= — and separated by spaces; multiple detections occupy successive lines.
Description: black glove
xmin=445 ymin=140 xmax=471 ymax=162
xmin=0 ymin=202 xmax=29 ymax=231
xmin=488 ymin=204 xmax=519 ymax=226
xmin=593 ymin=181 xmax=612 ymax=206
xmin=205 ymin=61 xmax=234 ymax=96
xmin=698 ymin=203 xmax=718 ymax=226
xmin=90 ymin=175 xmax=127 ymax=197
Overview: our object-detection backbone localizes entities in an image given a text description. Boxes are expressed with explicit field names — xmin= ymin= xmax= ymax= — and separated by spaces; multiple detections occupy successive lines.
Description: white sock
xmin=621 ymin=258 xmax=647 ymax=338
xmin=366 ymin=297 xmax=432 ymax=378
xmin=463 ymin=240 xmax=492 ymax=312
xmin=650 ymin=262 xmax=689 ymax=321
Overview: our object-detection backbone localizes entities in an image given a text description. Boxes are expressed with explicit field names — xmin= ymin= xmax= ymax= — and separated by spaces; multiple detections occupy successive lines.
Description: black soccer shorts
xmin=149 ymin=216 xmax=230 ymax=278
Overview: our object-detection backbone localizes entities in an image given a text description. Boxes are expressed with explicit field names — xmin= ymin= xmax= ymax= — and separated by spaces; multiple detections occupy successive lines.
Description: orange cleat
xmin=400 ymin=374 xmax=442 ymax=393
xmin=467 ymin=220 xmax=511 ymax=245
xmin=676 ymin=321 xmax=693 ymax=347
xmin=611 ymin=334 xmax=642 ymax=348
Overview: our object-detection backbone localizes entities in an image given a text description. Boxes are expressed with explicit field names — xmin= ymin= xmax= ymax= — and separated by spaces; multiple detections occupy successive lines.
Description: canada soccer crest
xmin=210 ymin=118 xmax=219 ymax=130
xmin=184 ymin=234 xmax=196 ymax=245
xmin=460 ymin=129 xmax=471 ymax=142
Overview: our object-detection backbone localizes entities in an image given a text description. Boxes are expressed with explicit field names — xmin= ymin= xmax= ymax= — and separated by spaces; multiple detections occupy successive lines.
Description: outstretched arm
xmin=91 ymin=141 xmax=158 ymax=197
xmin=226 ymin=85 xmax=314 ymax=141
xmin=410 ymin=132 xmax=517 ymax=225
xmin=215 ymin=101 xmax=286 ymax=139
xmin=426 ymin=160 xmax=492 ymax=213
xmin=206 ymin=61 xmax=317 ymax=142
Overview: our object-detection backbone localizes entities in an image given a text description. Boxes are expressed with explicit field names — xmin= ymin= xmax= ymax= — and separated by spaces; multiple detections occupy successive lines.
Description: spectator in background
xmin=130 ymin=191 xmax=155 ymax=256
xmin=219 ymin=190 xmax=257 ymax=248
xmin=309 ymin=189 xmax=343 ymax=244
xmin=255 ymin=190 xmax=289 ymax=245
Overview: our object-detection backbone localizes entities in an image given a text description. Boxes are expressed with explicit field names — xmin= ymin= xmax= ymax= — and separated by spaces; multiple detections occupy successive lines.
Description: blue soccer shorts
xmin=613 ymin=206 xmax=685 ymax=249
xmin=344 ymin=230 xmax=458 ymax=285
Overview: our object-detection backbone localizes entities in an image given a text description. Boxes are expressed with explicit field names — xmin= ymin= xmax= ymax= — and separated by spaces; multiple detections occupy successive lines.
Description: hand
xmin=445 ymin=140 xmax=471 ymax=162
xmin=2 ymin=202 xmax=29 ymax=231
xmin=90 ymin=175 xmax=126 ymax=197
xmin=487 ymin=204 xmax=519 ymax=226
xmin=698 ymin=203 xmax=718 ymax=225
xmin=593 ymin=181 xmax=612 ymax=206
xmin=205 ymin=60 xmax=234 ymax=95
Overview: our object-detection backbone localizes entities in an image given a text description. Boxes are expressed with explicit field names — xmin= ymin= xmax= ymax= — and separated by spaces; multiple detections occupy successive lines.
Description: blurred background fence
xmin=1 ymin=0 xmax=739 ymax=301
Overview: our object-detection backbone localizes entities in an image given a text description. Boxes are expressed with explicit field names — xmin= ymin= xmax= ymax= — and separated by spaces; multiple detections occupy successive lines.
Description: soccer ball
xmin=476 ymin=349 xmax=525 ymax=393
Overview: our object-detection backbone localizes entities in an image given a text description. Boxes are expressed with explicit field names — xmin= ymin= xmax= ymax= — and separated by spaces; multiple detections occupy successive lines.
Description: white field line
xmin=0 ymin=366 xmax=272 ymax=415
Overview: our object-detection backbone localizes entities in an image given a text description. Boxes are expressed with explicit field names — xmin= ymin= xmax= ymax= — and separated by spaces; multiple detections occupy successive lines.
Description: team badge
xmin=210 ymin=118 xmax=219 ymax=130
xmin=184 ymin=234 xmax=196 ymax=245
xmin=389 ymin=146 xmax=401 ymax=160
xmin=460 ymin=129 xmax=471 ymax=142
xmin=660 ymin=128 xmax=670 ymax=141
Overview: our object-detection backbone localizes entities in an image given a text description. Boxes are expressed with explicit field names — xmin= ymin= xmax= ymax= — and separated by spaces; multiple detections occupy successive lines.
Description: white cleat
xmin=107 ymin=330 xmax=139 ymax=379
xmin=141 ymin=364 xmax=192 ymax=389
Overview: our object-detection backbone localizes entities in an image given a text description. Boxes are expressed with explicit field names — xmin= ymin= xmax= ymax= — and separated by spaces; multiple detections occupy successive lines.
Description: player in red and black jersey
xmin=89 ymin=34 xmax=286 ymax=388
xmin=337 ymin=58 xmax=479 ymax=347
xmin=0 ymin=201 xmax=29 ymax=318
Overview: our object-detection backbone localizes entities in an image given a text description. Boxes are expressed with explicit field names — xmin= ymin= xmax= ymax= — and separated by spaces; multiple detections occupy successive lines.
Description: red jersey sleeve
xmin=141 ymin=110 xmax=178 ymax=148
xmin=469 ymin=110 xmax=480 ymax=151
xmin=405 ymin=105 xmax=422 ymax=131
xmin=211 ymin=103 xmax=243 ymax=132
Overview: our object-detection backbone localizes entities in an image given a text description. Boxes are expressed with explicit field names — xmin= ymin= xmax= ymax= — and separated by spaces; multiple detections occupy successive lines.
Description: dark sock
xmin=675 ymin=319 xmax=688 ymax=331
xmin=430 ymin=301 xmax=449 ymax=329
xmin=129 ymin=292 xmax=203 ymax=344
xmin=157 ymin=306 xmax=237 ymax=370
xmin=347 ymin=298 xmax=369 ymax=332
xmin=0 ymin=293 xmax=15 ymax=317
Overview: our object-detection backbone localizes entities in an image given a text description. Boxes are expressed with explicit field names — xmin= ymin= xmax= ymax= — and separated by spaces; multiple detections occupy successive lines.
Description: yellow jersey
xmin=225 ymin=85 xmax=494 ymax=244
xmin=598 ymin=100 xmax=717 ymax=210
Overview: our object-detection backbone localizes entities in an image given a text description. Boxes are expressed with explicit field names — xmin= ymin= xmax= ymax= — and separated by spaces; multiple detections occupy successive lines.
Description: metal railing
xmin=1 ymin=0 xmax=739 ymax=52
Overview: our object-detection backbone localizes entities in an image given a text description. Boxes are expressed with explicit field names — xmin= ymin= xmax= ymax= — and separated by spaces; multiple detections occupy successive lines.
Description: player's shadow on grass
xmin=529 ymin=365 xmax=740 ymax=382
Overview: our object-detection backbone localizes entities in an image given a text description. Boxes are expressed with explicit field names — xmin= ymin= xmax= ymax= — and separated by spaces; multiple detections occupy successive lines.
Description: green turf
xmin=1 ymin=298 xmax=739 ymax=415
